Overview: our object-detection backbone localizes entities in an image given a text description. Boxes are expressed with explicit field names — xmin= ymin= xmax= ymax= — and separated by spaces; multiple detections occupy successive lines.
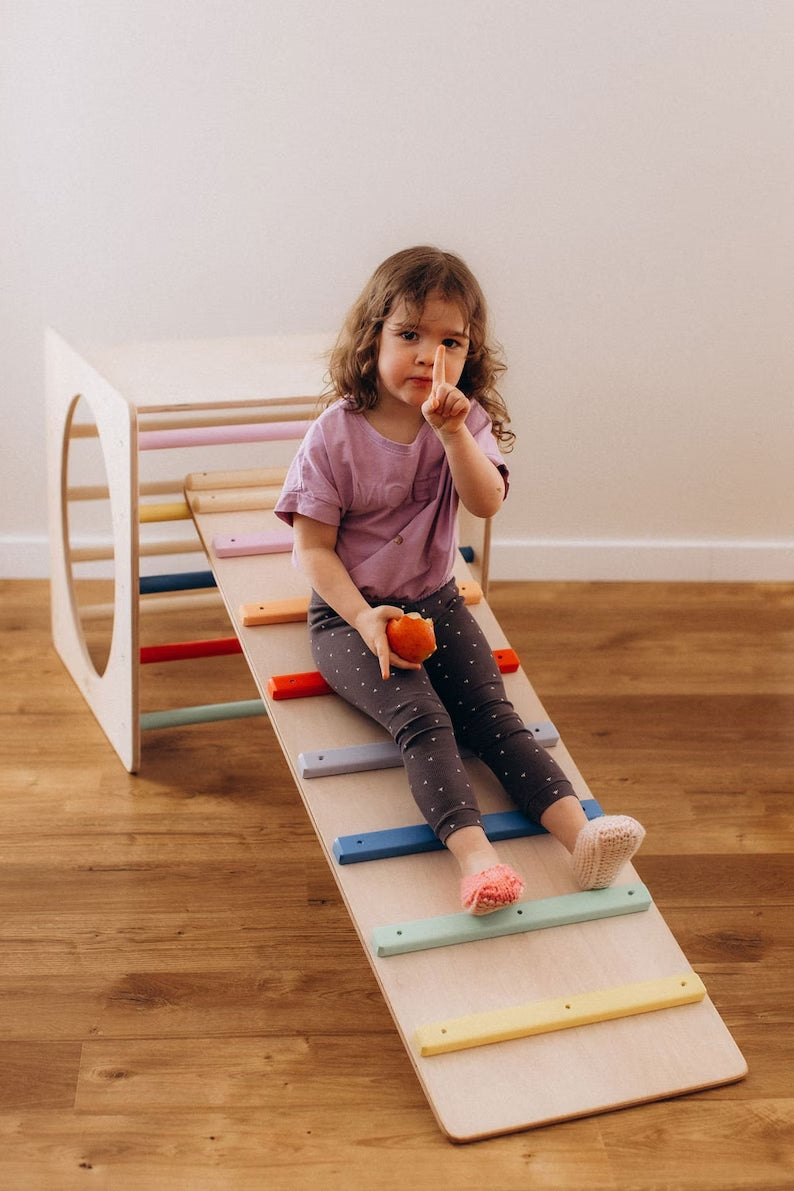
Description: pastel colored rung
xmin=333 ymin=799 xmax=602 ymax=864
xmin=241 ymin=580 xmax=482 ymax=628
xmin=139 ymin=501 xmax=192 ymax=523
xmin=138 ymin=420 xmax=309 ymax=450
xmin=213 ymin=529 xmax=294 ymax=558
xmin=374 ymin=882 xmax=651 ymax=958
xmin=185 ymin=466 xmax=288 ymax=491
xmin=240 ymin=597 xmax=311 ymax=626
xmin=139 ymin=570 xmax=216 ymax=595
xmin=457 ymin=579 xmax=482 ymax=604
xmin=190 ymin=486 xmax=284 ymax=514
xmin=269 ymin=648 xmax=520 ymax=701
xmin=140 ymin=698 xmax=266 ymax=730
xmin=414 ymin=972 xmax=707 ymax=1056
xmin=301 ymin=721 xmax=559 ymax=779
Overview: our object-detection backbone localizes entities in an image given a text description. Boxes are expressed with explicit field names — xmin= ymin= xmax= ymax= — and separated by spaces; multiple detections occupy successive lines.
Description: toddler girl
xmin=275 ymin=246 xmax=644 ymax=914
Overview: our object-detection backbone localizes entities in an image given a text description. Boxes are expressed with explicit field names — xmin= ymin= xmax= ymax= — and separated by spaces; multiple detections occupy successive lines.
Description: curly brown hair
xmin=324 ymin=246 xmax=514 ymax=450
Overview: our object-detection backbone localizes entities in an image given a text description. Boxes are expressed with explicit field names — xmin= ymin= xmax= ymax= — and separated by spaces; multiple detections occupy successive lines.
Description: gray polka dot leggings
xmin=308 ymin=579 xmax=575 ymax=844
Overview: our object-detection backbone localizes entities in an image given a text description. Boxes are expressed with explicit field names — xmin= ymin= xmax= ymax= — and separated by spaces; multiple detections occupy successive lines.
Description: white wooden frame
xmin=46 ymin=329 xmax=141 ymax=770
xmin=45 ymin=329 xmax=336 ymax=771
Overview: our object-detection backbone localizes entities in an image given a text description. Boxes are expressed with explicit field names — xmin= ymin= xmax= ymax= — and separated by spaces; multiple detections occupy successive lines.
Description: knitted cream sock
xmin=572 ymin=815 xmax=646 ymax=890
xmin=460 ymin=864 xmax=525 ymax=916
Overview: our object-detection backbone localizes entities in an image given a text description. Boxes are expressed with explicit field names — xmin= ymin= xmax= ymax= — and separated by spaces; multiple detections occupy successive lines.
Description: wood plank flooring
xmin=1 ymin=579 xmax=792 ymax=1189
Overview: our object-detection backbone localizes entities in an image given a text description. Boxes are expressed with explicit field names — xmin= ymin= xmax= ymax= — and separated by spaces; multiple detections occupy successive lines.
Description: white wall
xmin=2 ymin=0 xmax=792 ymax=580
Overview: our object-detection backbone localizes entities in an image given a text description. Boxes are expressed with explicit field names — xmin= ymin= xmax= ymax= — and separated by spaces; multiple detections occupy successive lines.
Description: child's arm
xmin=292 ymin=514 xmax=419 ymax=679
xmin=423 ymin=346 xmax=506 ymax=519
xmin=435 ymin=423 xmax=506 ymax=518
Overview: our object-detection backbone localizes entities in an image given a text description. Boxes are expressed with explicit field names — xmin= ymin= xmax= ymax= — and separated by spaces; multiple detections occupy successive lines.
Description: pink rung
xmin=212 ymin=529 xmax=293 ymax=557
xmin=138 ymin=421 xmax=309 ymax=450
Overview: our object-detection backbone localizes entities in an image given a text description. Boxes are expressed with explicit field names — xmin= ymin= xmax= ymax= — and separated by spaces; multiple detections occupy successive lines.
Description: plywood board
xmin=77 ymin=333 xmax=334 ymax=412
xmin=186 ymin=486 xmax=747 ymax=1142
xmin=46 ymin=329 xmax=141 ymax=772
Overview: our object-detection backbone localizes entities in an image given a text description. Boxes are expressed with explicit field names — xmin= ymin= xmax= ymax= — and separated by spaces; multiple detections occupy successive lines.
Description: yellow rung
xmin=415 ymin=973 xmax=707 ymax=1057
xmin=139 ymin=501 xmax=192 ymax=523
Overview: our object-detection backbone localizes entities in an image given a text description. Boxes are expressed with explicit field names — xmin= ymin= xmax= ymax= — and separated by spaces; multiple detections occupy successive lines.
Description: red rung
xmin=140 ymin=637 xmax=243 ymax=664
xmin=267 ymin=671 xmax=334 ymax=699
xmin=493 ymin=648 xmax=520 ymax=673
xmin=267 ymin=649 xmax=521 ymax=700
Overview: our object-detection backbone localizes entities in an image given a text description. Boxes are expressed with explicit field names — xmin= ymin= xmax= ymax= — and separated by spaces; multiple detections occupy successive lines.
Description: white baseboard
xmin=489 ymin=537 xmax=794 ymax=582
xmin=1 ymin=536 xmax=52 ymax=579
xmin=3 ymin=533 xmax=793 ymax=582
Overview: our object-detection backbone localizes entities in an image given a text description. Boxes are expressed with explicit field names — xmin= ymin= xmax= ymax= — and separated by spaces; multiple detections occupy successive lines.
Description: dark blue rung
xmin=333 ymin=799 xmax=603 ymax=864
xmin=139 ymin=570 xmax=217 ymax=595
xmin=458 ymin=545 xmax=474 ymax=562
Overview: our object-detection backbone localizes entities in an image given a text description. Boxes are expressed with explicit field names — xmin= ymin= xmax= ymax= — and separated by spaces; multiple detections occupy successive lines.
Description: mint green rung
xmin=373 ymin=883 xmax=652 ymax=957
xmin=140 ymin=699 xmax=267 ymax=730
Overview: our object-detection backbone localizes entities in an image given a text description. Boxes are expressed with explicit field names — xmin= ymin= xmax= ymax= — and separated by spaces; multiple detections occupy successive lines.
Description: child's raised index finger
xmin=433 ymin=344 xmax=446 ymax=390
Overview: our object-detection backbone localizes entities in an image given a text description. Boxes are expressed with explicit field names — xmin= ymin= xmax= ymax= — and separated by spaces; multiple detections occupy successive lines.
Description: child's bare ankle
xmin=445 ymin=825 xmax=499 ymax=877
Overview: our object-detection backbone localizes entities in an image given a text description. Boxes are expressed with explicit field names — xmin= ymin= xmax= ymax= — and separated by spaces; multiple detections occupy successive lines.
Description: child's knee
xmin=393 ymin=704 xmax=453 ymax=749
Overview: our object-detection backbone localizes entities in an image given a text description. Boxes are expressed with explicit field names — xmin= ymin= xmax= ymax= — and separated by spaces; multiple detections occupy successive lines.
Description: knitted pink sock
xmin=460 ymin=864 xmax=525 ymax=916
xmin=572 ymin=815 xmax=646 ymax=890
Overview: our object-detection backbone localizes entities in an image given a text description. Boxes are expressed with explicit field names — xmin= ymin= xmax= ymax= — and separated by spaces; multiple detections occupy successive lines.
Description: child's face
xmin=376 ymin=294 xmax=470 ymax=412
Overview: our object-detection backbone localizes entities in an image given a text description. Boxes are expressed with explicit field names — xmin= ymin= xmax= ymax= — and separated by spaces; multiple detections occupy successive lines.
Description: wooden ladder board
xmin=185 ymin=481 xmax=746 ymax=1142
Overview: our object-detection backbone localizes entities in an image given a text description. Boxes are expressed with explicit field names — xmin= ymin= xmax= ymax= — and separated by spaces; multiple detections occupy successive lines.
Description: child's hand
xmin=422 ymin=345 xmax=470 ymax=435
xmin=353 ymin=604 xmax=423 ymax=680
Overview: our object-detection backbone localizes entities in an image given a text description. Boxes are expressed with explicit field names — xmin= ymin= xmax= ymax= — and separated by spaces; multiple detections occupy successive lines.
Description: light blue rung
xmin=333 ymin=799 xmax=603 ymax=864
xmin=373 ymin=882 xmax=652 ymax=957
xmin=300 ymin=720 xmax=559 ymax=779
xmin=140 ymin=699 xmax=267 ymax=730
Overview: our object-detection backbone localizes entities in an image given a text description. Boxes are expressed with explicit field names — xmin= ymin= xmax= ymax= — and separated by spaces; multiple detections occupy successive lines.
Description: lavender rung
xmin=213 ymin=529 xmax=294 ymax=558
xmin=299 ymin=721 xmax=559 ymax=779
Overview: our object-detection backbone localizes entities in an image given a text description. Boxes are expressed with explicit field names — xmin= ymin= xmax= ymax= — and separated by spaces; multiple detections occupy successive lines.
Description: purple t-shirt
xmin=274 ymin=399 xmax=507 ymax=601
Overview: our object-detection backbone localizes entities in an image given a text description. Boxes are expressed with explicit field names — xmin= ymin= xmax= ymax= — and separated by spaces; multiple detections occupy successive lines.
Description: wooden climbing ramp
xmin=185 ymin=471 xmax=747 ymax=1142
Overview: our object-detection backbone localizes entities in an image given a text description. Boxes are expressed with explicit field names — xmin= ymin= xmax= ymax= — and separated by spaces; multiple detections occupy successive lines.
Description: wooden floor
xmin=1 ymin=579 xmax=792 ymax=1190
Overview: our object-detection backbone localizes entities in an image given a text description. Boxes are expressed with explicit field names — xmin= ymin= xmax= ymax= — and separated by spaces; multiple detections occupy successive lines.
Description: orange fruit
xmin=386 ymin=612 xmax=437 ymax=663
